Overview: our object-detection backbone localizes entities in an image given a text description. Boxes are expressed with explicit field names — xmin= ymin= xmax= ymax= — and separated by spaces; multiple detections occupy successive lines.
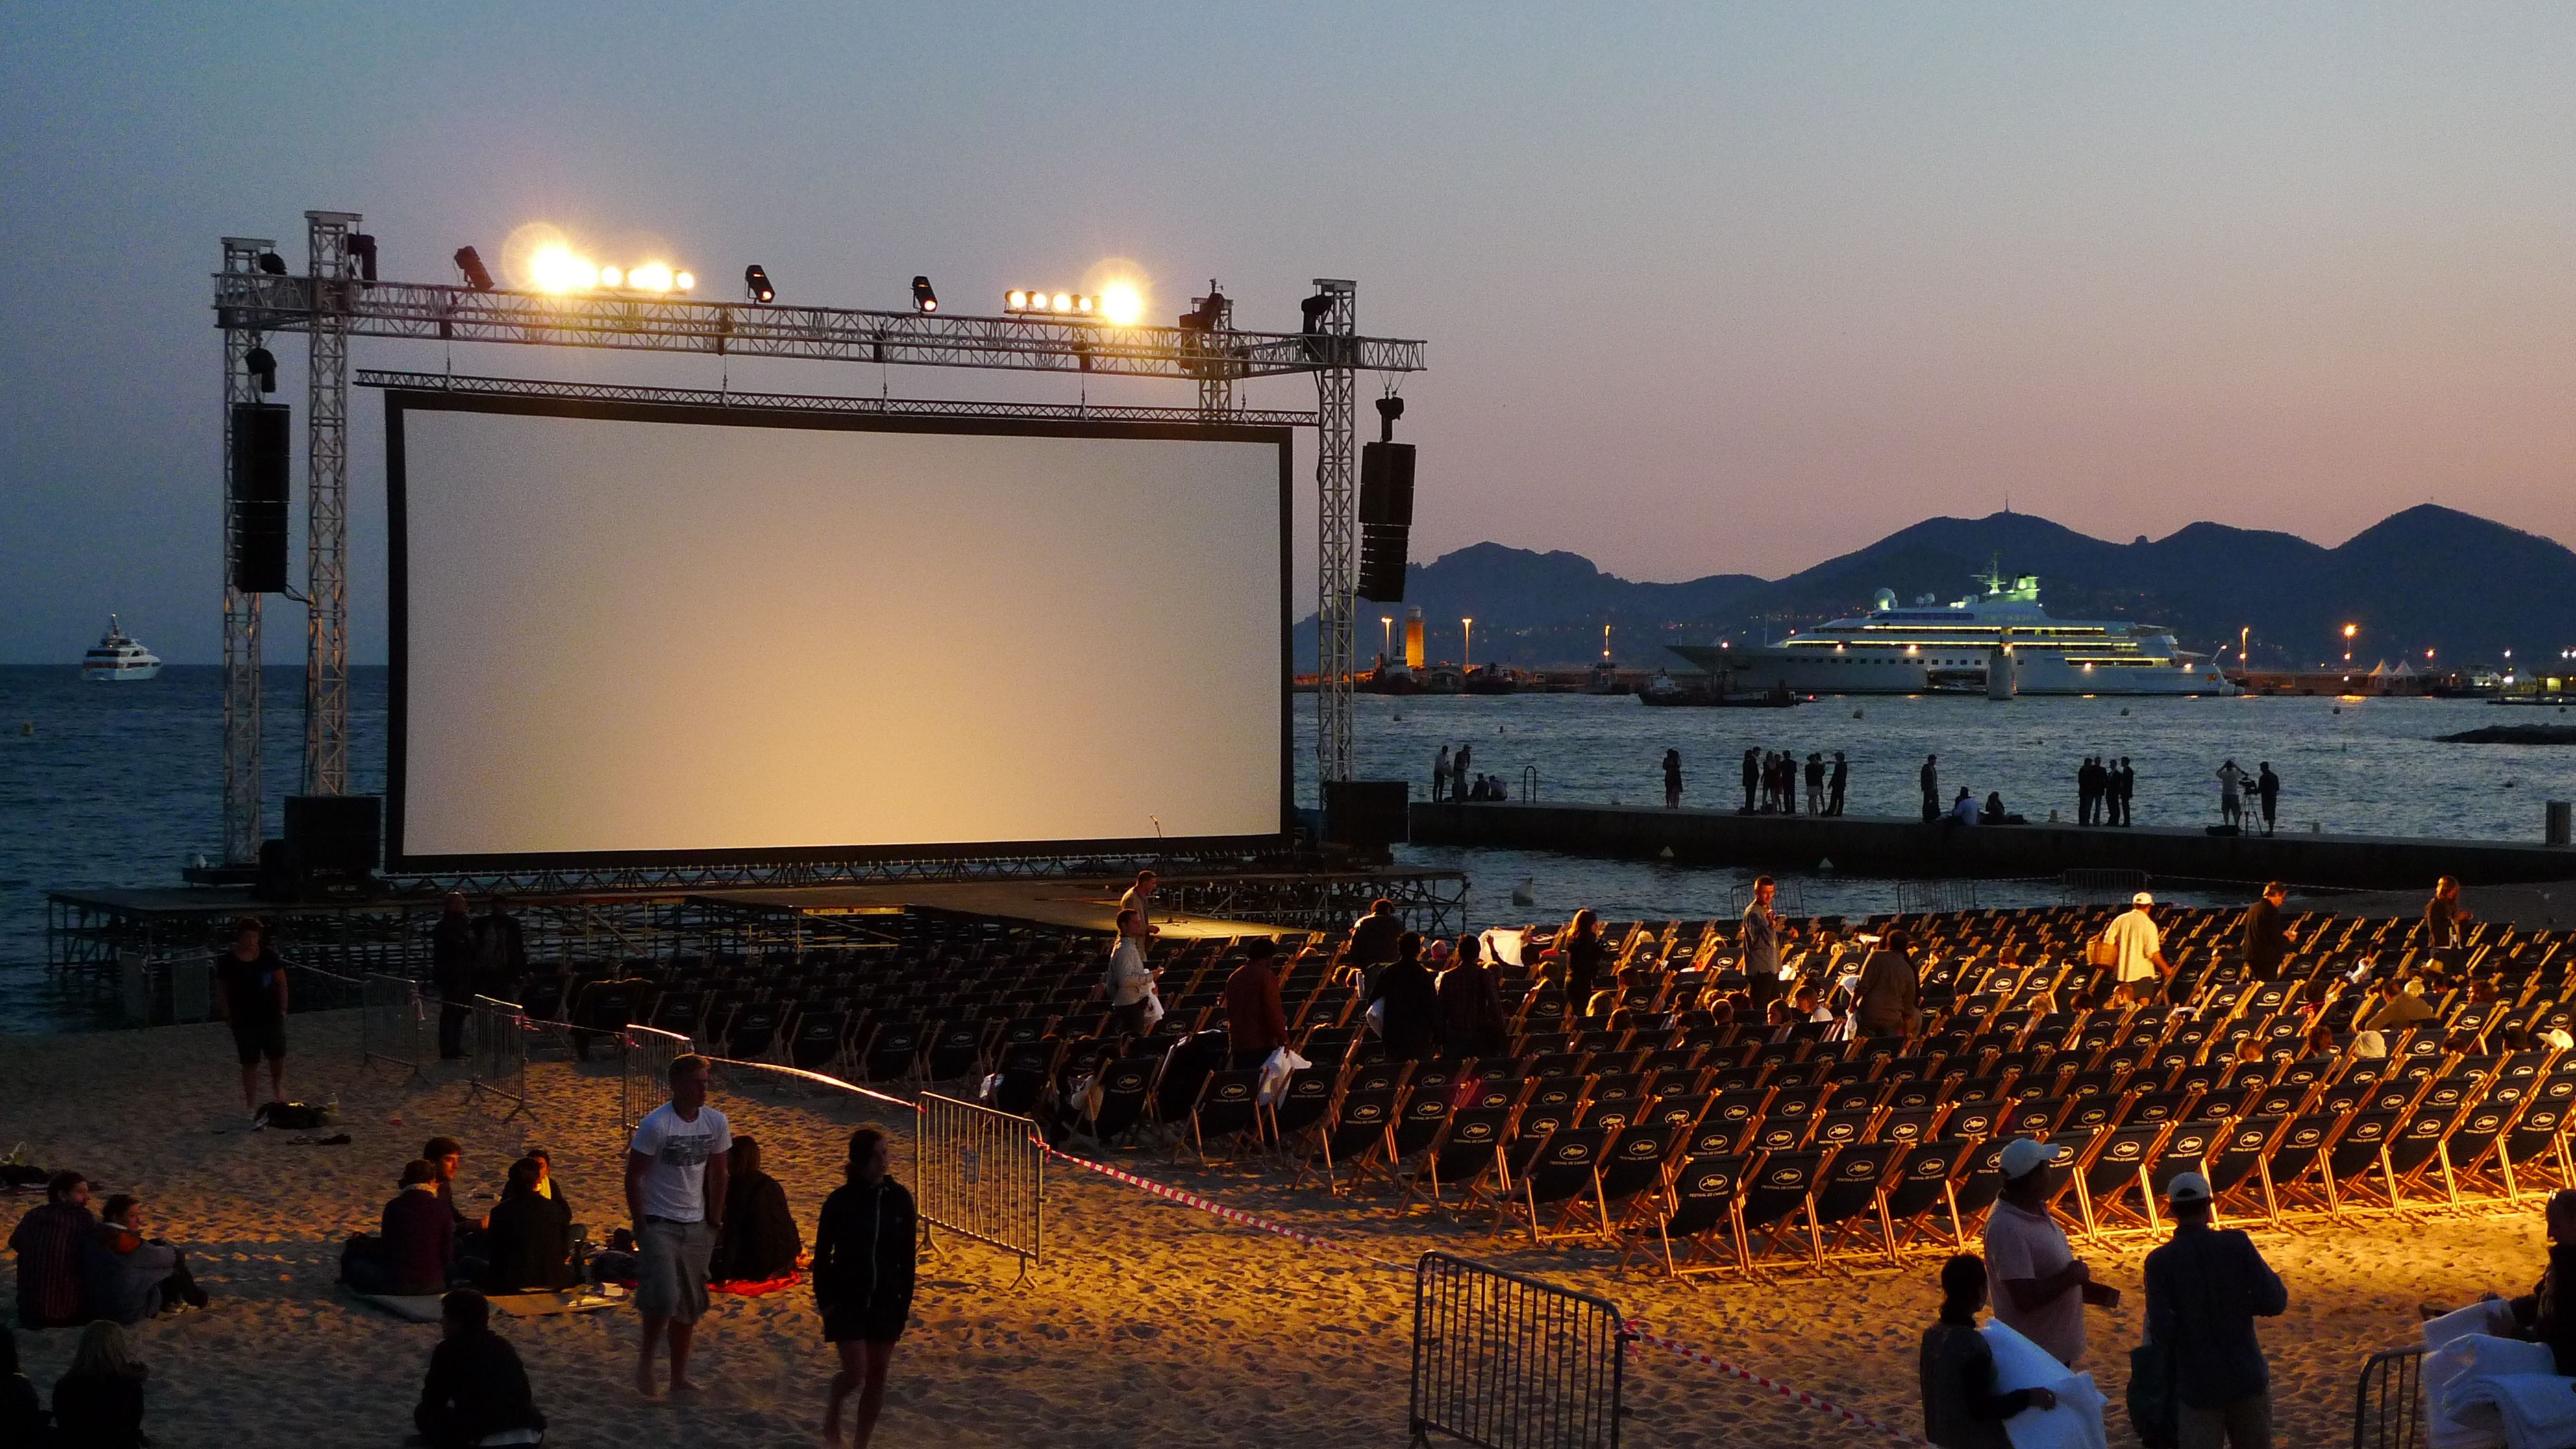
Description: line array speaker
xmin=1357 ymin=440 xmax=1415 ymax=602
xmin=229 ymin=402 xmax=291 ymax=593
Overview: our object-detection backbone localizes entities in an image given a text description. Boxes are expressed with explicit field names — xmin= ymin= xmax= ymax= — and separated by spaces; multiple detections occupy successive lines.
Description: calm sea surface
xmin=5 ymin=665 xmax=2571 ymax=1029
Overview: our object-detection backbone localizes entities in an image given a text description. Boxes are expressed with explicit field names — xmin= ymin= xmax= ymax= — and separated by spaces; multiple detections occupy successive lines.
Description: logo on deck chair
xmin=1766 ymin=1163 xmax=1806 ymax=1187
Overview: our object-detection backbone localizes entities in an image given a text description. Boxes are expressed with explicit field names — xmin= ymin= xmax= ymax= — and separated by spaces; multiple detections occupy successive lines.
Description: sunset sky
xmin=6 ymin=3 xmax=2575 ymax=662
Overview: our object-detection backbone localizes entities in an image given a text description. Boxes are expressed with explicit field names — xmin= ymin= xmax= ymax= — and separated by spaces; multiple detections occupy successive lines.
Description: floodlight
xmin=600 ymin=265 xmax=625 ymax=286
xmin=1051 ymin=292 xmax=1071 ymax=312
xmin=1100 ymin=282 xmax=1143 ymax=327
xmin=1006 ymin=290 xmax=1029 ymax=310
xmin=911 ymin=275 xmax=938 ymax=313
xmin=744 ymin=264 xmax=774 ymax=303
xmin=529 ymin=244 xmax=597 ymax=293
xmin=244 ymin=346 xmax=277 ymax=394
xmin=256 ymin=251 xmax=287 ymax=276
xmin=348 ymin=233 xmax=378 ymax=283
xmin=630 ymin=262 xmax=674 ymax=292
xmin=674 ymin=271 xmax=694 ymax=291
xmin=453 ymin=247 xmax=495 ymax=290
xmin=1300 ymin=292 xmax=1335 ymax=334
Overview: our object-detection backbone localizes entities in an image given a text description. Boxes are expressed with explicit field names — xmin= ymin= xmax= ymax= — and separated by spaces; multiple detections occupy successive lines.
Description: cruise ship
xmin=1668 ymin=571 xmax=2235 ymax=697
xmin=80 ymin=615 xmax=162 ymax=681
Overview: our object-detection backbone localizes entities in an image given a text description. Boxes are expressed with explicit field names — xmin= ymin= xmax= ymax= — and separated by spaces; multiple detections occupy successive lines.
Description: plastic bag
xmin=1365 ymin=998 xmax=1387 ymax=1036
xmin=1142 ymin=985 xmax=1165 ymax=1030
xmin=1257 ymin=1046 xmax=1311 ymax=1107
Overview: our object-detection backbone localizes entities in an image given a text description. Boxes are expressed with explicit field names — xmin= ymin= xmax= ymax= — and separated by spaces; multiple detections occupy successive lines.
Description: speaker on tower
xmin=229 ymin=402 xmax=291 ymax=594
xmin=1357 ymin=440 xmax=1415 ymax=602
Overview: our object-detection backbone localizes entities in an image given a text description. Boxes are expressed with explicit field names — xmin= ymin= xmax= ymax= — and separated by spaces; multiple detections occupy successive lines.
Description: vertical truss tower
xmin=1309 ymin=280 xmax=1359 ymax=786
xmin=302 ymin=211 xmax=358 ymax=797
xmin=217 ymin=238 xmax=273 ymax=865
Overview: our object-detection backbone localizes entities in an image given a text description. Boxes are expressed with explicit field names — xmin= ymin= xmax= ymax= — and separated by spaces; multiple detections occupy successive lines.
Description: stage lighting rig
xmin=911 ymin=276 xmax=938 ymax=313
xmin=256 ymin=251 xmax=288 ymax=276
xmin=348 ymin=233 xmax=378 ymax=282
xmin=744 ymin=264 xmax=774 ymax=303
xmin=452 ymin=247 xmax=495 ymax=290
xmin=1300 ymin=292 xmax=1334 ymax=334
xmin=1178 ymin=283 xmax=1228 ymax=332
xmin=244 ymin=346 xmax=278 ymax=394
xmin=1375 ymin=393 xmax=1405 ymax=442
xmin=1004 ymin=289 xmax=1095 ymax=317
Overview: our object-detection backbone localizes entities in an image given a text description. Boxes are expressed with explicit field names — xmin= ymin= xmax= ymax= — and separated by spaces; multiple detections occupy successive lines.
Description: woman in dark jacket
xmin=1557 ymin=910 xmax=1609 ymax=1022
xmin=713 ymin=1135 xmax=804 ymax=1284
xmin=1435 ymin=934 xmax=1509 ymax=1059
xmin=1854 ymin=928 xmax=1921 ymax=1038
xmin=1920 ymin=1254 xmax=2051 ymax=1449
xmin=478 ymin=1157 xmax=573 ymax=1292
xmin=52 ymin=1320 xmax=149 ymax=1449
xmin=815 ymin=1127 xmax=917 ymax=1449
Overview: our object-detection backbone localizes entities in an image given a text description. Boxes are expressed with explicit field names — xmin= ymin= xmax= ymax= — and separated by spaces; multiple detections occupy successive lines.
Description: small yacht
xmin=81 ymin=615 xmax=162 ymax=680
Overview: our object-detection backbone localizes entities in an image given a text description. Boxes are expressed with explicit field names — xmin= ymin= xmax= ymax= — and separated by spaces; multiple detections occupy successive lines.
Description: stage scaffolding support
xmin=210 ymin=232 xmax=1423 ymax=854
xmin=217 ymin=238 xmax=273 ymax=866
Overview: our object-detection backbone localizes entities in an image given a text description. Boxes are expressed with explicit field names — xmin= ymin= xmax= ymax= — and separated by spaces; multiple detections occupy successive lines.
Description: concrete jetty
xmin=1409 ymin=801 xmax=2576 ymax=891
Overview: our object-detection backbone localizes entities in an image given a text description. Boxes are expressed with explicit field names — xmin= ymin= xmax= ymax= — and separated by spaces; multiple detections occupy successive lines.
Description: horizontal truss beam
xmin=357 ymin=369 xmax=1317 ymax=427
xmin=220 ymin=275 xmax=1424 ymax=380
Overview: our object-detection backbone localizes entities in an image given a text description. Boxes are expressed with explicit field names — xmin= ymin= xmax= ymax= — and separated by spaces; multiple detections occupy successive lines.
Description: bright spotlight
xmin=1006 ymin=290 xmax=1028 ymax=310
xmin=675 ymin=271 xmax=694 ymax=291
xmin=745 ymin=264 xmax=774 ymax=303
xmin=530 ymin=243 xmax=598 ymax=293
xmin=1051 ymin=291 xmax=1072 ymax=312
xmin=911 ymin=275 xmax=938 ymax=313
xmin=600 ymin=265 xmax=625 ymax=286
xmin=630 ymin=262 xmax=675 ymax=292
xmin=1100 ymin=282 xmax=1144 ymax=327
xmin=452 ymin=247 xmax=495 ymax=290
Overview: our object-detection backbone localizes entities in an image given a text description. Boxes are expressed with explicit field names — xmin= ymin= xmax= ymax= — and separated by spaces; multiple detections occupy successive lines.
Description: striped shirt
xmin=9 ymin=1202 xmax=96 ymax=1323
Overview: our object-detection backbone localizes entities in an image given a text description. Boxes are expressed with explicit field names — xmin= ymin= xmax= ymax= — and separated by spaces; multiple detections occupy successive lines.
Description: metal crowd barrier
xmin=2354 ymin=1344 xmax=2425 ymax=1449
xmin=467 ymin=994 xmax=531 ymax=1121
xmin=915 ymin=1091 xmax=1043 ymax=1282
xmin=2062 ymin=867 xmax=2151 ymax=904
xmin=1410 ymin=1252 xmax=1629 ymax=1449
xmin=361 ymin=972 xmax=427 ymax=1081
xmin=621 ymin=1024 xmax=695 ymax=1132
xmin=1898 ymin=879 xmax=1981 ymax=914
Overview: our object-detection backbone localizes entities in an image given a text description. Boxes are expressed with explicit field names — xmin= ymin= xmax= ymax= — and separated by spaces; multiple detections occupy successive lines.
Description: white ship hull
xmin=1671 ymin=645 xmax=2229 ymax=696
xmin=82 ymin=660 xmax=162 ymax=681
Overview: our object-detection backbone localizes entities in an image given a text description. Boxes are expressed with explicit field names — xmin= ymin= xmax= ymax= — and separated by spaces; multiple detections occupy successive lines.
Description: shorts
xmin=637 ymin=1217 xmax=713 ymax=1322
xmin=822 ymin=1296 xmax=912 ymax=1345
xmin=229 ymin=1016 xmax=287 ymax=1065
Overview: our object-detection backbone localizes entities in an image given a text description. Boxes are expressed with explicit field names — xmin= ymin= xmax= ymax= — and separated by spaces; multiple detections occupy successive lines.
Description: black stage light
xmin=1178 ymin=290 xmax=1226 ymax=332
xmin=911 ymin=275 xmax=937 ymax=313
xmin=256 ymin=251 xmax=288 ymax=276
xmin=452 ymin=246 xmax=494 ymax=290
xmin=1375 ymin=393 xmax=1406 ymax=443
xmin=1300 ymin=292 xmax=1335 ymax=334
xmin=348 ymin=233 xmax=378 ymax=282
xmin=745 ymin=264 xmax=774 ymax=304
xmin=244 ymin=346 xmax=278 ymax=395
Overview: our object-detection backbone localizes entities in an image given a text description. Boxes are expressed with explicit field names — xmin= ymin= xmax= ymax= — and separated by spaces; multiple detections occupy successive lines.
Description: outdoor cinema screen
xmin=386 ymin=391 xmax=1290 ymax=869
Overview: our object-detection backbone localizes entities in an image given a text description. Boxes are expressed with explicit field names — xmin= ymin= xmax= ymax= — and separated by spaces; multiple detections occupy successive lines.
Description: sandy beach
xmin=0 ymin=1009 xmax=2534 ymax=1446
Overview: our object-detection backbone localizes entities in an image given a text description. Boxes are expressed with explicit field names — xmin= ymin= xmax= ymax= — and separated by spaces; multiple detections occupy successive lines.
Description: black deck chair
xmin=1291 ymin=1087 xmax=1399 ymax=1194
xmin=1623 ymin=1152 xmax=1748 ymax=1278
xmin=861 ymin=1018 xmax=927 ymax=1084
xmin=1938 ymin=1098 xmax=2003 ymax=1142
xmin=1568 ymin=1121 xmax=1680 ymax=1245
xmin=1883 ymin=1140 xmax=1968 ymax=1252
xmin=1462 ymin=1074 xmax=1529 ymax=1114
xmin=1080 ymin=1057 xmax=1158 ymax=1149
xmin=1825 ymin=1082 xmax=1885 ymax=1117
xmin=649 ymin=991 xmax=705 ymax=1039
xmin=1811 ymin=1140 xmax=1906 ymax=1263
xmin=2438 ymin=1095 xmax=2515 ymax=1204
xmin=2381 ymin=1103 xmax=2462 ymax=1208
xmin=1396 ymin=1104 xmax=1513 ymax=1218
xmin=1735 ymin=1148 xmax=1831 ymax=1272
xmin=2003 ymin=1097 xmax=2070 ymax=1139
xmin=1644 ymin=1093 xmax=1711 ymax=1135
xmin=2074 ymin=1123 xmax=2165 ymax=1237
xmin=1263 ymin=1067 xmax=1337 ymax=1152
xmin=1176 ymin=1067 xmax=1263 ymax=1164
xmin=1151 ymin=1031 xmax=1228 ymax=1130
xmin=2118 ymin=1090 xmax=2191 ymax=1130
xmin=1807 ymin=1109 xmax=1874 ymax=1152
xmin=1748 ymin=1107 xmax=1816 ymax=1156
xmin=2202 ymin=1115 xmax=2286 ymax=1223
xmin=2501 ymin=1098 xmax=2573 ymax=1197
xmin=993 ymin=1039 xmax=1063 ymax=1118
xmin=2322 ymin=1109 xmax=2403 ymax=1215
xmin=789 ymin=1009 xmax=850 ymax=1074
xmin=921 ymin=1019 xmax=985 ymax=1082
xmin=1576 ymin=1096 xmax=1643 ymax=1133
xmin=1496 ymin=1126 xmax=1613 ymax=1245
xmin=1876 ymin=1106 xmax=1939 ymax=1146
xmin=1685 ymin=1111 xmax=1754 ymax=1161
xmin=1344 ymin=1059 xmax=1411 ymax=1096
xmin=1354 ymin=1088 xmax=1453 ymax=1192
xmin=724 ymin=1001 xmax=789 ymax=1065
xmin=2260 ymin=1112 xmax=2342 ymax=1215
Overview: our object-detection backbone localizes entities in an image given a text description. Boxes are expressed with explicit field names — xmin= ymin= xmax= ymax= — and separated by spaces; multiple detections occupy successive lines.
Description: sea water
xmin=5 ymin=666 xmax=2571 ymax=1029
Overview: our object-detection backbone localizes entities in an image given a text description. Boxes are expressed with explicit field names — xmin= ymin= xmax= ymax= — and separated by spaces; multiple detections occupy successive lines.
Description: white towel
xmin=1256 ymin=1047 xmax=1309 ymax=1108
xmin=1981 ymin=1319 xmax=2111 ymax=1449
xmin=2449 ymin=1372 xmax=2576 ymax=1449
xmin=2428 ymin=1331 xmax=2557 ymax=1449
xmin=1480 ymin=927 xmax=1526 ymax=969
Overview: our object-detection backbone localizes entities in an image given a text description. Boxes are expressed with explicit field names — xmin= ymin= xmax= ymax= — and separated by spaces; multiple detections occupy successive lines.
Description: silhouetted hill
xmin=1298 ymin=505 xmax=2576 ymax=670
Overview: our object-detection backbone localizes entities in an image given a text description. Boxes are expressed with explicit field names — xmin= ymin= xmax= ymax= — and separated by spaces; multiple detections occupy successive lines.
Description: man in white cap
xmin=1982 ymin=1137 xmax=2109 ymax=1368
xmin=2144 ymin=1172 xmax=2286 ymax=1448
xmin=2104 ymin=892 xmax=2170 ymax=1005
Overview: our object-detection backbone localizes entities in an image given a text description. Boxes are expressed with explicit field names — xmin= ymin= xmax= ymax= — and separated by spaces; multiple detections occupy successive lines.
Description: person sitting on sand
xmin=10 ymin=1170 xmax=96 ymax=1330
xmin=0 ymin=1327 xmax=47 ymax=1442
xmin=480 ymin=1157 xmax=574 ymax=1293
xmin=51 ymin=1320 xmax=147 ymax=1449
xmin=345 ymin=1159 xmax=454 ymax=1296
xmin=80 ymin=1194 xmax=208 ymax=1324
xmin=1920 ymin=1253 xmax=2055 ymax=1448
xmin=525 ymin=1147 xmax=570 ymax=1218
xmin=415 ymin=1288 xmax=547 ymax=1449
xmin=712 ymin=1136 xmax=803 ymax=1285
xmin=423 ymin=1136 xmax=471 ymax=1229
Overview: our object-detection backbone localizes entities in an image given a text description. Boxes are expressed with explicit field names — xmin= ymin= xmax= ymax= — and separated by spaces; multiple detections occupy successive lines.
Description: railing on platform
xmin=915 ymin=1091 xmax=1043 ymax=1282
xmin=2062 ymin=867 xmax=2151 ymax=905
xmin=1897 ymin=880 xmax=1981 ymax=914
xmin=466 ymin=995 xmax=530 ymax=1121
xmin=621 ymin=1024 xmax=695 ymax=1133
xmin=1409 ymin=1252 xmax=1629 ymax=1449
xmin=1726 ymin=880 xmax=1804 ymax=919
xmin=2354 ymin=1344 xmax=2424 ymax=1449
xmin=361 ymin=972 xmax=427 ymax=1080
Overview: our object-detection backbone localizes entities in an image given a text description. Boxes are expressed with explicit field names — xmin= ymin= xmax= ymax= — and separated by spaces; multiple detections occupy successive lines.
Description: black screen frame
xmin=384 ymin=388 xmax=1295 ymax=874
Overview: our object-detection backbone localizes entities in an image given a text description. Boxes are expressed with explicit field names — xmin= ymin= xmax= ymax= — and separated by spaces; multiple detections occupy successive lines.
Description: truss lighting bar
xmin=214 ymin=273 xmax=1425 ymax=379
xmin=1006 ymin=289 xmax=1094 ymax=317
xmin=355 ymin=369 xmax=1318 ymax=428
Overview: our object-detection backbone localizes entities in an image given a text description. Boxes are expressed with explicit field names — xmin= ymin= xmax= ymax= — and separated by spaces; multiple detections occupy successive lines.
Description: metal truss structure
xmin=357 ymin=369 xmax=1317 ymax=429
xmin=212 ymin=225 xmax=1424 ymax=861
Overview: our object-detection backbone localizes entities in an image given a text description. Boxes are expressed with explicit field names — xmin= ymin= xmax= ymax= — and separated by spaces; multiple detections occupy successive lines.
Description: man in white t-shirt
xmin=2105 ymin=892 xmax=2170 ymax=1004
xmin=625 ymin=1052 xmax=732 ymax=1398
xmin=1983 ymin=1137 xmax=2114 ymax=1368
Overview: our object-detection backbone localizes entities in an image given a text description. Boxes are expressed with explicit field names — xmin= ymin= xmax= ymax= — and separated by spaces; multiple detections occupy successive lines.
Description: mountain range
xmin=1302 ymin=505 xmax=2576 ymax=671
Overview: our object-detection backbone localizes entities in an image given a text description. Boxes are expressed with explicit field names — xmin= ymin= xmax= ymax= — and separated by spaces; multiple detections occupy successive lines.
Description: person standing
xmin=1117 ymin=870 xmax=1159 ymax=939
xmin=415 ymin=1289 xmax=547 ymax=1449
xmin=470 ymin=894 xmax=527 ymax=1005
xmin=1347 ymin=898 xmax=1404 ymax=978
xmin=1829 ymin=751 xmax=1849 ymax=815
xmin=2076 ymin=756 xmax=2099 ymax=826
xmin=1104 ymin=910 xmax=1157 ymax=1037
xmin=2216 ymin=760 xmax=2246 ymax=829
xmin=625 ymin=1053 xmax=732 ymax=1398
xmin=2106 ymin=892 xmax=2171 ymax=1004
xmin=1221 ymin=936 xmax=1289 ymax=1071
xmin=1740 ymin=879 xmax=1785 ymax=1021
xmin=1437 ymin=933 xmax=1508 ymax=1059
xmin=1554 ymin=909 xmax=1611 ymax=1024
xmin=431 ymin=892 xmax=477 ymax=1061
xmin=1983 ymin=1139 xmax=2109 ymax=1369
xmin=2144 ymin=1172 xmax=2287 ymax=1449
xmin=1433 ymin=743 xmax=1452 ymax=803
xmin=2256 ymin=762 xmax=2281 ymax=836
xmin=1921 ymin=1254 xmax=2056 ymax=1449
xmin=1920 ymin=755 xmax=1940 ymax=823
xmin=213 ymin=916 xmax=290 ymax=1117
xmin=1805 ymin=752 xmax=1826 ymax=815
xmin=1742 ymin=747 xmax=1760 ymax=813
xmin=1854 ymin=928 xmax=1920 ymax=1038
xmin=1370 ymin=932 xmax=1442 ymax=1060
xmin=2426 ymin=876 xmax=2471 ymax=952
xmin=1663 ymin=749 xmax=1684 ymax=808
xmin=1452 ymin=743 xmax=1472 ymax=804
xmin=9 ymin=1171 xmax=96 ymax=1329
xmin=2240 ymin=882 xmax=2293 ymax=981
xmin=815 ymin=1127 xmax=917 ymax=1449
xmin=2114 ymin=757 xmax=2136 ymax=826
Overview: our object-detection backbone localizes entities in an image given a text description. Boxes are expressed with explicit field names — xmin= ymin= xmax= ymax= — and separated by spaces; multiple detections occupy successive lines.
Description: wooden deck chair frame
xmin=1621 ymin=1154 xmax=1752 ymax=1281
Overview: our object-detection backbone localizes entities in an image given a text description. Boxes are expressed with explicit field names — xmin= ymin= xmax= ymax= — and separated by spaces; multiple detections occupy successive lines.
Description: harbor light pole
xmin=1462 ymin=617 xmax=1474 ymax=670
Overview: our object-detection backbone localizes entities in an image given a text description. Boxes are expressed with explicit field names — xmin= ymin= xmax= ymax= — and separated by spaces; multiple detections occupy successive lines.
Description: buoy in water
xmin=1817 ymin=857 xmax=1834 ymax=871
xmin=1509 ymin=877 xmax=1536 ymax=907
xmin=1658 ymin=846 xmax=1675 ymax=860
xmin=1852 ymin=710 xmax=1864 ymax=720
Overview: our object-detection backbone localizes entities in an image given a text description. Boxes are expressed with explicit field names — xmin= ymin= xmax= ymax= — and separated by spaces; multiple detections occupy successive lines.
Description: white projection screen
xmin=386 ymin=391 xmax=1291 ymax=869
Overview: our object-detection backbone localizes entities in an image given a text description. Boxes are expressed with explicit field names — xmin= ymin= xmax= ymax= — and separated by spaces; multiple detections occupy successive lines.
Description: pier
xmin=1409 ymin=800 xmax=2576 ymax=891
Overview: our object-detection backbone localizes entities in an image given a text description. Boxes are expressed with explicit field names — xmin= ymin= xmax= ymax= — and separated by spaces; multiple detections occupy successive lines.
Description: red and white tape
xmin=1043 ymin=1146 xmax=1404 ymax=1272
xmin=1624 ymin=1320 xmax=1935 ymax=1448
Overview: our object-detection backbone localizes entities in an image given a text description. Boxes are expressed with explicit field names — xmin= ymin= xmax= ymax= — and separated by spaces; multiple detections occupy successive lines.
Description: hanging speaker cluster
xmin=1357 ymin=440 xmax=1415 ymax=602
xmin=230 ymin=402 xmax=291 ymax=593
